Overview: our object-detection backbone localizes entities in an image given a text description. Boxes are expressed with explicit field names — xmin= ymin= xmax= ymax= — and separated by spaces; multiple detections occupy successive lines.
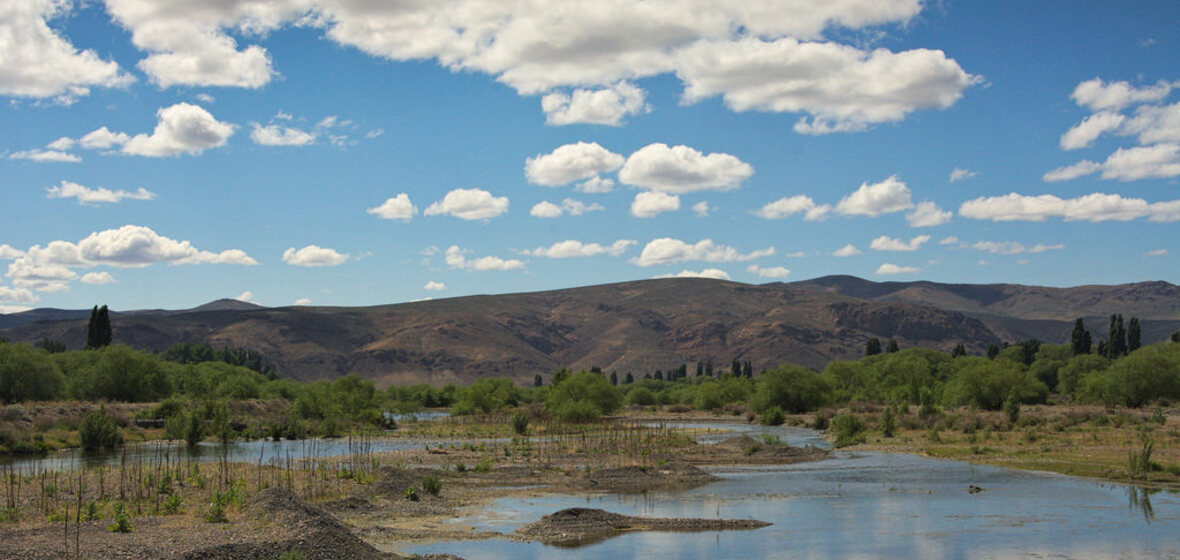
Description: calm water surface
xmin=395 ymin=422 xmax=1179 ymax=560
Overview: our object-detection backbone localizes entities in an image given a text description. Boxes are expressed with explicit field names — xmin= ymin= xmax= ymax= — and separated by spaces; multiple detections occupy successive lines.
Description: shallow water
xmin=395 ymin=424 xmax=1180 ymax=560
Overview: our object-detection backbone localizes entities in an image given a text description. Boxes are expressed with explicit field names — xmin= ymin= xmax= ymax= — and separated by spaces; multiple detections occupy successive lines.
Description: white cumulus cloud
xmin=949 ymin=167 xmax=977 ymax=182
xmin=79 ymin=127 xmax=132 ymax=149
xmin=692 ymin=201 xmax=711 ymax=217
xmin=906 ymin=201 xmax=951 ymax=227
xmin=46 ymin=181 xmax=156 ymax=205
xmin=541 ymin=82 xmax=649 ymax=126
xmin=657 ymin=269 xmax=731 ymax=280
xmin=526 ymin=240 xmax=635 ymax=258
xmin=875 ymin=263 xmax=919 ymax=275
xmin=9 ymin=150 xmax=80 ymax=163
xmin=870 ymin=235 xmax=930 ymax=252
xmin=959 ymin=192 xmax=1180 ymax=223
xmin=424 ymin=188 xmax=509 ymax=220
xmin=630 ymin=191 xmax=680 ymax=218
xmin=0 ymin=286 xmax=38 ymax=304
xmin=835 ymin=175 xmax=913 ymax=217
xmin=0 ymin=0 xmax=133 ymax=101
xmin=754 ymin=195 xmax=822 ymax=220
xmin=424 ymin=281 xmax=446 ymax=291
xmin=619 ymin=143 xmax=753 ymax=193
xmin=444 ymin=246 xmax=525 ymax=271
xmin=576 ymin=176 xmax=615 ymax=194
xmin=250 ymin=123 xmax=316 ymax=146
xmin=1071 ymin=78 xmax=1173 ymax=112
xmin=367 ymin=194 xmax=417 ymax=221
xmin=282 ymin=245 xmax=349 ymax=267
xmin=1060 ymin=111 xmax=1125 ymax=150
xmin=632 ymin=238 xmax=773 ymax=267
xmin=833 ymin=244 xmax=861 ymax=257
xmin=121 ymin=103 xmax=235 ymax=157
xmin=80 ymin=272 xmax=115 ymax=285
xmin=525 ymin=142 xmax=624 ymax=186
xmin=747 ymin=264 xmax=790 ymax=279
xmin=530 ymin=199 xmax=604 ymax=218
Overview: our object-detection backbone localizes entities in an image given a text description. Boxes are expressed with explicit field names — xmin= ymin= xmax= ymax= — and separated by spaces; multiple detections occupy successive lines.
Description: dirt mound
xmin=712 ymin=435 xmax=830 ymax=464
xmin=184 ymin=488 xmax=395 ymax=560
xmin=517 ymin=507 xmax=771 ymax=547
xmin=578 ymin=461 xmax=718 ymax=492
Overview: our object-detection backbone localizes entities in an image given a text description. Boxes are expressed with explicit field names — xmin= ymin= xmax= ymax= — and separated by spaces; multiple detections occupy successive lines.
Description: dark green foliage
xmin=165 ymin=410 xmax=205 ymax=446
xmin=1071 ymin=318 xmax=1092 ymax=356
xmin=943 ymin=357 xmax=1048 ymax=410
xmin=1013 ymin=339 xmax=1041 ymax=366
xmin=609 ymin=371 xmax=617 ymax=385
xmin=1107 ymin=314 xmax=1128 ymax=358
xmin=551 ymin=369 xmax=571 ymax=387
xmin=108 ymin=502 xmax=132 ymax=533
xmin=86 ymin=305 xmax=113 ymax=349
xmin=511 ymin=411 xmax=529 ymax=435
xmin=625 ymin=387 xmax=654 ymax=406
xmin=80 ymin=406 xmax=122 ymax=451
xmin=1003 ymin=391 xmax=1021 ymax=424
xmin=534 ymin=374 xmax=542 ymax=387
xmin=545 ymin=371 xmax=622 ymax=422
xmin=1128 ymin=435 xmax=1154 ymax=477
xmin=1028 ymin=358 xmax=1065 ymax=393
xmin=951 ymin=344 xmax=967 ymax=358
xmin=831 ymin=414 xmax=866 ymax=448
xmin=450 ymin=378 xmax=521 ymax=415
xmin=886 ymin=339 xmax=899 ymax=353
xmin=38 ymin=339 xmax=66 ymax=353
xmin=0 ymin=342 xmax=66 ymax=403
xmin=881 ymin=405 xmax=896 ymax=437
xmin=986 ymin=344 xmax=1000 ymax=360
xmin=1079 ymin=342 xmax=1180 ymax=407
xmin=1057 ymin=354 xmax=1108 ymax=396
xmin=624 ymin=372 xmax=634 ymax=384
xmin=759 ymin=406 xmax=785 ymax=426
xmin=865 ymin=338 xmax=882 ymax=356
xmin=1128 ymin=317 xmax=1141 ymax=353
xmin=823 ymin=348 xmax=948 ymax=405
xmin=1173 ymin=331 xmax=1180 ymax=343
xmin=751 ymin=365 xmax=831 ymax=414
xmin=918 ymin=387 xmax=939 ymax=420
xmin=70 ymin=345 xmax=171 ymax=402
xmin=419 ymin=475 xmax=442 ymax=496
xmin=161 ymin=343 xmax=274 ymax=377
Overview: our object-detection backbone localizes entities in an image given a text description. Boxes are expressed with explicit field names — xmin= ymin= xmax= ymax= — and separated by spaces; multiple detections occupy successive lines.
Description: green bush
xmin=108 ymin=502 xmax=132 ymax=533
xmin=511 ymin=411 xmax=529 ymax=435
xmin=80 ymin=406 xmax=122 ymax=451
xmin=420 ymin=475 xmax=442 ymax=496
xmin=545 ymin=372 xmax=622 ymax=423
xmin=0 ymin=342 xmax=66 ymax=403
xmin=625 ymin=387 xmax=654 ymax=406
xmin=831 ymin=414 xmax=867 ymax=448
xmin=759 ymin=406 xmax=785 ymax=426
xmin=750 ymin=366 xmax=831 ymax=414
xmin=881 ymin=405 xmax=896 ymax=438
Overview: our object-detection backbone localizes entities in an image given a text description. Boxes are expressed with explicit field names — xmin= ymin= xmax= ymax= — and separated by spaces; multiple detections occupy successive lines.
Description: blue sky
xmin=1 ymin=0 xmax=1178 ymax=312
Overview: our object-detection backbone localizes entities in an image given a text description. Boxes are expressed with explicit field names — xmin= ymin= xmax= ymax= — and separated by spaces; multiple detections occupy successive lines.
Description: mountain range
xmin=2 ymin=276 xmax=1178 ymax=387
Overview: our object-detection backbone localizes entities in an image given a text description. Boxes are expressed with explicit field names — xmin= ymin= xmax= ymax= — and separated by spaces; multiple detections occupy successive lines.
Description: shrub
xmin=1003 ymin=391 xmax=1021 ymax=425
xmin=420 ymin=475 xmax=442 ymax=496
xmin=108 ymin=502 xmax=132 ymax=533
xmin=404 ymin=486 xmax=419 ymax=502
xmin=831 ymin=414 xmax=867 ymax=448
xmin=750 ymin=366 xmax=832 ymax=414
xmin=1129 ymin=435 xmax=1154 ymax=478
xmin=625 ymin=387 xmax=655 ymax=406
xmin=511 ymin=411 xmax=529 ymax=435
xmin=881 ymin=405 xmax=896 ymax=438
xmin=545 ymin=372 xmax=622 ymax=423
xmin=474 ymin=456 xmax=494 ymax=473
xmin=759 ymin=406 xmax=785 ymax=426
xmin=80 ymin=406 xmax=122 ymax=451
xmin=162 ymin=493 xmax=182 ymax=515
xmin=0 ymin=343 xmax=66 ymax=403
xmin=206 ymin=501 xmax=227 ymax=523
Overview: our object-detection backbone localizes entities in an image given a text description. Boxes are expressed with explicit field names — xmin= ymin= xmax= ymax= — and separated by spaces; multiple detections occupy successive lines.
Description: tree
xmin=987 ymin=344 xmax=1000 ymax=360
xmin=750 ymin=365 xmax=832 ymax=414
xmin=732 ymin=359 xmax=742 ymax=377
xmin=743 ymin=361 xmax=753 ymax=378
xmin=609 ymin=371 xmax=618 ymax=385
xmin=865 ymin=338 xmax=882 ymax=356
xmin=534 ymin=374 xmax=542 ymax=387
xmin=545 ymin=372 xmax=622 ymax=422
xmin=886 ymin=339 xmax=899 ymax=353
xmin=951 ymin=344 xmax=967 ymax=358
xmin=1071 ymin=318 xmax=1092 ymax=356
xmin=705 ymin=359 xmax=714 ymax=377
xmin=1128 ymin=317 xmax=1141 ymax=353
xmin=1108 ymin=314 xmax=1127 ymax=358
xmin=696 ymin=361 xmax=704 ymax=377
xmin=0 ymin=343 xmax=66 ymax=403
xmin=86 ymin=305 xmax=114 ymax=349
xmin=624 ymin=372 xmax=634 ymax=384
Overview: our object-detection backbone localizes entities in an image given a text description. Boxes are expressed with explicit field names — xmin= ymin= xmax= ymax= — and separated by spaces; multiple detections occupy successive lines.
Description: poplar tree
xmin=1071 ymin=318 xmax=1092 ymax=356
xmin=86 ymin=305 xmax=113 ymax=349
xmin=865 ymin=338 xmax=882 ymax=356
xmin=1127 ymin=317 xmax=1141 ymax=353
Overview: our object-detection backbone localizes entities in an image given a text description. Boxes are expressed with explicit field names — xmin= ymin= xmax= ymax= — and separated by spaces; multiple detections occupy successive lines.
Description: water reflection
xmin=1129 ymin=485 xmax=1157 ymax=522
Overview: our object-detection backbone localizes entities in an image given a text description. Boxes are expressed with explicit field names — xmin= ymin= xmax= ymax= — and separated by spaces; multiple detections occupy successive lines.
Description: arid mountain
xmin=2 ymin=277 xmax=1177 ymax=387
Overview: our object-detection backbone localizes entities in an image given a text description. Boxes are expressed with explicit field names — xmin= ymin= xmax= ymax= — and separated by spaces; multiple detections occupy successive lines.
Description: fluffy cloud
xmin=959 ymin=192 xmax=1180 ymax=223
xmin=619 ymin=143 xmax=752 ymax=193
xmin=282 ymin=245 xmax=349 ymax=267
xmin=692 ymin=201 xmax=711 ymax=217
xmin=424 ymin=281 xmax=446 ymax=291
xmin=949 ymin=167 xmax=977 ymax=182
xmin=251 ymin=124 xmax=316 ymax=146
xmin=870 ymin=235 xmax=930 ymax=252
xmin=9 ymin=150 xmax=80 ymax=163
xmin=972 ymin=241 xmax=1064 ymax=255
xmin=0 ymin=286 xmax=38 ymax=304
xmin=658 ymin=269 xmax=731 ymax=280
xmin=750 ymin=195 xmax=825 ymax=220
xmin=234 ymin=291 xmax=256 ymax=303
xmin=367 ymin=194 xmax=417 ymax=221
xmin=444 ymin=246 xmax=525 ymax=271
xmin=541 ymin=82 xmax=649 ymax=126
xmin=121 ymin=103 xmax=235 ymax=157
xmin=530 ymin=199 xmax=604 ymax=218
xmin=834 ymin=175 xmax=913 ymax=216
xmin=1060 ymin=111 xmax=1125 ymax=150
xmin=526 ymin=239 xmax=635 ymax=258
xmin=0 ymin=245 xmax=22 ymax=260
xmin=1071 ymin=78 xmax=1173 ymax=112
xmin=293 ymin=298 xmax=312 ymax=305
xmin=79 ymin=127 xmax=132 ymax=150
xmin=74 ymin=225 xmax=258 ymax=267
xmin=905 ymin=202 xmax=951 ymax=227
xmin=525 ymin=142 xmax=624 ymax=186
xmin=1124 ymin=102 xmax=1180 ymax=145
xmin=80 ymin=272 xmax=115 ymax=285
xmin=46 ymin=181 xmax=157 ymax=205
xmin=677 ymin=37 xmax=976 ymax=134
xmin=747 ymin=264 xmax=790 ymax=279
xmin=1043 ymin=160 xmax=1102 ymax=182
xmin=424 ymin=188 xmax=510 ymax=220
xmin=1047 ymin=145 xmax=1180 ymax=182
xmin=0 ymin=0 xmax=132 ymax=101
xmin=833 ymin=244 xmax=861 ymax=257
xmin=576 ymin=176 xmax=614 ymax=194
xmin=875 ymin=263 xmax=919 ymax=275
xmin=632 ymin=238 xmax=773 ymax=267
xmin=630 ymin=191 xmax=680 ymax=218
xmin=6 ymin=258 xmax=76 ymax=292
